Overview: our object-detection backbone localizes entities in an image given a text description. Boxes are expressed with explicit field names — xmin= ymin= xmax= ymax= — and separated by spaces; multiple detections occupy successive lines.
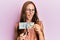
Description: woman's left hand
xmin=32 ymin=23 xmax=45 ymax=40
xmin=33 ymin=24 xmax=41 ymax=34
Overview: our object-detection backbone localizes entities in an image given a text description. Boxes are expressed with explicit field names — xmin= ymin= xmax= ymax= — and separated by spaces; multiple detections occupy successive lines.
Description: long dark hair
xmin=17 ymin=1 xmax=39 ymax=40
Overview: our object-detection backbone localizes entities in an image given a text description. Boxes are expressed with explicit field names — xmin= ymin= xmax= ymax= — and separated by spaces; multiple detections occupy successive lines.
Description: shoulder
xmin=36 ymin=20 xmax=43 ymax=26
xmin=15 ymin=22 xmax=19 ymax=31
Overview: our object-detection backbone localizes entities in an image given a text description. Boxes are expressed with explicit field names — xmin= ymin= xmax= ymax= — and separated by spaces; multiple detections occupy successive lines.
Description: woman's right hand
xmin=19 ymin=33 xmax=26 ymax=40
xmin=19 ymin=32 xmax=30 ymax=40
xmin=17 ymin=33 xmax=27 ymax=40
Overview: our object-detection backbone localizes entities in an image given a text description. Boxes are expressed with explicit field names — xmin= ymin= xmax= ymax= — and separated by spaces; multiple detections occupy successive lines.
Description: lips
xmin=28 ymin=15 xmax=32 ymax=18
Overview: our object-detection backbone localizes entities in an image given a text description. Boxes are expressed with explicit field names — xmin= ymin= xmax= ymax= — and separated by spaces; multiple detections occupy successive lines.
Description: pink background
xmin=0 ymin=0 xmax=60 ymax=40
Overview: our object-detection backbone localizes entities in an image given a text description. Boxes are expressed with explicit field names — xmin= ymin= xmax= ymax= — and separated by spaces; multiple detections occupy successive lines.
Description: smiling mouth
xmin=28 ymin=15 xmax=32 ymax=17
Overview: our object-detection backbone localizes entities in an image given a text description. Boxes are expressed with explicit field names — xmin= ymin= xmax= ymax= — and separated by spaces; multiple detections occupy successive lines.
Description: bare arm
xmin=33 ymin=21 xmax=45 ymax=40
xmin=38 ymin=22 xmax=45 ymax=40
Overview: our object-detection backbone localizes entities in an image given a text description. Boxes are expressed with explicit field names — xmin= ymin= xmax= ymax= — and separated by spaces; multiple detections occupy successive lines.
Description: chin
xmin=28 ymin=18 xmax=32 ymax=20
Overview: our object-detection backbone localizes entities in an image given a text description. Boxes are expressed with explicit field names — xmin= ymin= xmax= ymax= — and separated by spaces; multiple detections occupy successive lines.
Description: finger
xmin=20 ymin=33 xmax=24 ymax=36
xmin=20 ymin=34 xmax=26 ymax=40
xmin=33 ymin=25 xmax=39 ymax=31
xmin=32 ymin=25 xmax=35 ymax=29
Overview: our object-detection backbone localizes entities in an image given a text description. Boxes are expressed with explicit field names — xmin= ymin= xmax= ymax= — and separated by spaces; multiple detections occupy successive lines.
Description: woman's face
xmin=25 ymin=4 xmax=35 ymax=21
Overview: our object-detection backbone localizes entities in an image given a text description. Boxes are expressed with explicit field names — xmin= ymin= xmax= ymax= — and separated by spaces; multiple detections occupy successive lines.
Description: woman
xmin=15 ymin=1 xmax=45 ymax=40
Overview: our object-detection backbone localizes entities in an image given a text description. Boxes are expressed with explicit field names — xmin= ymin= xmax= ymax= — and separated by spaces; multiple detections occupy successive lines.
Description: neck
xmin=26 ymin=19 xmax=31 ymax=22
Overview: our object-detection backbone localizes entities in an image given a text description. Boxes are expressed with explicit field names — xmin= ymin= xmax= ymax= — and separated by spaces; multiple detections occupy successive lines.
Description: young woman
xmin=15 ymin=1 xmax=45 ymax=40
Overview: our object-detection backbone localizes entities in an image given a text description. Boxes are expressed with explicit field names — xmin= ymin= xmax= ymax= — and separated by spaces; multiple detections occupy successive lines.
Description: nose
xmin=30 ymin=11 xmax=32 ymax=14
xmin=29 ymin=10 xmax=33 ymax=14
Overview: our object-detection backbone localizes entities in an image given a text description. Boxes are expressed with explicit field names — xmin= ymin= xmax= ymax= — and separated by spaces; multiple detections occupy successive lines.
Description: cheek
xmin=32 ymin=13 xmax=34 ymax=15
xmin=26 ymin=12 xmax=29 ymax=16
xmin=32 ymin=12 xmax=35 ymax=16
xmin=25 ymin=12 xmax=29 ymax=17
